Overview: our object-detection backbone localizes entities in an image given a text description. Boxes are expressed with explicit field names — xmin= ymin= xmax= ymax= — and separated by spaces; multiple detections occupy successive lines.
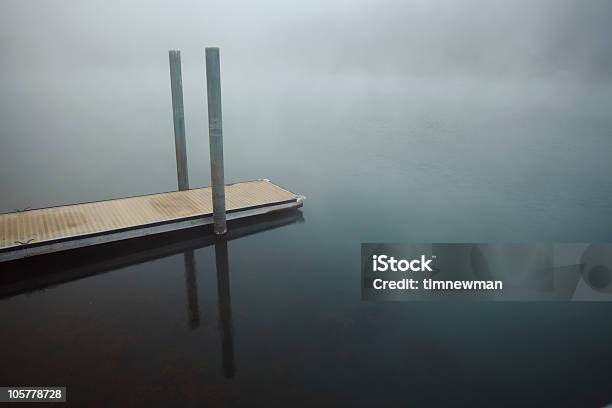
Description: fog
xmin=2 ymin=4 xmax=612 ymax=404
xmin=1 ymin=0 xmax=611 ymax=236
xmin=2 ymin=0 xmax=611 ymax=78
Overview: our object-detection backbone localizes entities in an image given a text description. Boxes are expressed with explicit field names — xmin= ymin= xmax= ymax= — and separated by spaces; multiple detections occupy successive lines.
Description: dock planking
xmin=0 ymin=179 xmax=304 ymax=262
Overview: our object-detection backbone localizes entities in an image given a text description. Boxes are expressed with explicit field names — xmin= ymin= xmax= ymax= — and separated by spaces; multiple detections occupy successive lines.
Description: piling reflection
xmin=183 ymin=250 xmax=200 ymax=329
xmin=181 ymin=239 xmax=235 ymax=378
xmin=214 ymin=240 xmax=234 ymax=378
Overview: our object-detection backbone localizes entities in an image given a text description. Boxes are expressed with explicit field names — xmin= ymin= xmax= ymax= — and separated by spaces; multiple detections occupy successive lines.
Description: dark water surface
xmin=1 ymin=74 xmax=612 ymax=407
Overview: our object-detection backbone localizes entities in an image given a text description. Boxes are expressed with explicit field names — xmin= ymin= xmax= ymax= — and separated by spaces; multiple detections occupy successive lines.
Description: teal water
xmin=1 ymin=73 xmax=612 ymax=406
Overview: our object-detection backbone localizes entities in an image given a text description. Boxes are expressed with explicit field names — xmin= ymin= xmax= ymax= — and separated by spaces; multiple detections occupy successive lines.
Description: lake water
xmin=1 ymin=70 xmax=612 ymax=406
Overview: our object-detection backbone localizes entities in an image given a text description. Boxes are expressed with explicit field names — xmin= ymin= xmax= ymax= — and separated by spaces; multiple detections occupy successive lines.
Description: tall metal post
xmin=205 ymin=47 xmax=227 ymax=234
xmin=169 ymin=50 xmax=189 ymax=191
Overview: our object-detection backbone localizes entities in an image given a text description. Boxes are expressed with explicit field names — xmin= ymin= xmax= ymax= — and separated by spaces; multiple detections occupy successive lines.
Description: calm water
xmin=1 ymin=72 xmax=612 ymax=406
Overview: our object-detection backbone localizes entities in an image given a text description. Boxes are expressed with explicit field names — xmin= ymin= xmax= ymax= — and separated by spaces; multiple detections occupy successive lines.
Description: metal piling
xmin=205 ymin=47 xmax=227 ymax=234
xmin=169 ymin=50 xmax=189 ymax=191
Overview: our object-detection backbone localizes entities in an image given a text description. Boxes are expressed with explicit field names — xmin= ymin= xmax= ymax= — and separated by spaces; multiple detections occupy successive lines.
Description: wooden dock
xmin=0 ymin=179 xmax=304 ymax=262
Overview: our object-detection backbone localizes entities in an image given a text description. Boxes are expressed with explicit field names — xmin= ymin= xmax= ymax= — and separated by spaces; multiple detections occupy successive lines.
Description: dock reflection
xmin=0 ymin=209 xmax=304 ymax=379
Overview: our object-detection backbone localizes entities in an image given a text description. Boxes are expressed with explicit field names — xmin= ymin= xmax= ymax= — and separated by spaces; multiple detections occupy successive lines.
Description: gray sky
xmin=1 ymin=0 xmax=611 ymax=80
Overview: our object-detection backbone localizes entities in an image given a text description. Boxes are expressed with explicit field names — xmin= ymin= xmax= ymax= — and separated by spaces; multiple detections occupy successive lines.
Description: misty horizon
xmin=1 ymin=0 xmax=611 ymax=81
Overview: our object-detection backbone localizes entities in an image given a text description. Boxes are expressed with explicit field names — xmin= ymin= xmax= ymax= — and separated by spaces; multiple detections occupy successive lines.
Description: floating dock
xmin=0 ymin=209 xmax=303 ymax=299
xmin=0 ymin=179 xmax=304 ymax=262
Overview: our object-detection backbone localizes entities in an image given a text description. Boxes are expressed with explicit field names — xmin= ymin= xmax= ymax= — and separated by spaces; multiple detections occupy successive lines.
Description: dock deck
xmin=0 ymin=179 xmax=303 ymax=262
